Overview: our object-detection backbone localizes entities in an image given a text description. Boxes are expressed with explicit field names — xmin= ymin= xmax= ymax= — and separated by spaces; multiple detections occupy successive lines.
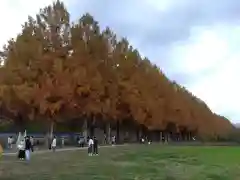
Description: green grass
xmin=1 ymin=144 xmax=240 ymax=180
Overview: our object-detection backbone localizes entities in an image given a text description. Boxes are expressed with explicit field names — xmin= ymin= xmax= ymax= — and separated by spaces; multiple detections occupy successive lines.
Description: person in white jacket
xmin=88 ymin=137 xmax=94 ymax=156
xmin=51 ymin=136 xmax=57 ymax=152
xmin=17 ymin=140 xmax=25 ymax=160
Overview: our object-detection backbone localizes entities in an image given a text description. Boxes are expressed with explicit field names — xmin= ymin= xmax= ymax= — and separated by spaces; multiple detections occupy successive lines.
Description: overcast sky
xmin=1 ymin=0 xmax=240 ymax=123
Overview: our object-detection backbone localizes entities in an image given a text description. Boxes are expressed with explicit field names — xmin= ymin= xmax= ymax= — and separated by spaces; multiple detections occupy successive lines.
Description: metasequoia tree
xmin=0 ymin=0 xmax=233 ymax=140
xmin=0 ymin=1 xmax=72 ymax=135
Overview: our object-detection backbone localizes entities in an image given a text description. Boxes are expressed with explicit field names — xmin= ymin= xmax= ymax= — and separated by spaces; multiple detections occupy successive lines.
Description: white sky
xmin=168 ymin=24 xmax=240 ymax=122
xmin=0 ymin=0 xmax=239 ymax=123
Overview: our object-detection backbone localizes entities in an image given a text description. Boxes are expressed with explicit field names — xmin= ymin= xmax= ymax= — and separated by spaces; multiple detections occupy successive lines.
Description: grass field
xmin=1 ymin=144 xmax=240 ymax=180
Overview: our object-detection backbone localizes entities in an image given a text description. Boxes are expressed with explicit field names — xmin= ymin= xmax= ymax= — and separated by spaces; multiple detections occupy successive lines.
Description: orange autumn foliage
xmin=0 ymin=1 xmax=233 ymax=138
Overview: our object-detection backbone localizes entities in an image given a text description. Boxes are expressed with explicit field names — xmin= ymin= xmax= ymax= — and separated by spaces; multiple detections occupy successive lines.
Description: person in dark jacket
xmin=93 ymin=136 xmax=99 ymax=155
xmin=30 ymin=136 xmax=34 ymax=152
xmin=25 ymin=136 xmax=31 ymax=161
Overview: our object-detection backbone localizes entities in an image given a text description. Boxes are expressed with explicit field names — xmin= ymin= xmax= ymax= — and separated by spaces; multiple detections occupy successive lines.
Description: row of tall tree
xmin=0 ymin=1 xmax=233 ymax=140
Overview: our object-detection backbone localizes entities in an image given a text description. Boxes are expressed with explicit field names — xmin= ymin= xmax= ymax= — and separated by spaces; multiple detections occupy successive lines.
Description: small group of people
xmin=140 ymin=136 xmax=151 ymax=144
xmin=87 ymin=136 xmax=99 ymax=156
xmin=103 ymin=134 xmax=116 ymax=145
xmin=17 ymin=136 xmax=34 ymax=161
xmin=48 ymin=135 xmax=99 ymax=156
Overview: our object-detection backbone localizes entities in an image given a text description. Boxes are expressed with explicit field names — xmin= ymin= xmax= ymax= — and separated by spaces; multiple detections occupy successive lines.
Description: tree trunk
xmin=44 ymin=121 xmax=55 ymax=149
xmin=136 ymin=127 xmax=141 ymax=142
xmin=139 ymin=127 xmax=143 ymax=140
xmin=45 ymin=133 xmax=49 ymax=148
xmin=106 ymin=122 xmax=111 ymax=144
xmin=90 ymin=116 xmax=96 ymax=137
xmin=188 ymin=131 xmax=191 ymax=141
xmin=116 ymin=121 xmax=120 ymax=143
xmin=50 ymin=121 xmax=54 ymax=139
xmin=83 ymin=118 xmax=88 ymax=142
xmin=160 ymin=131 xmax=163 ymax=142
xmin=166 ymin=132 xmax=169 ymax=143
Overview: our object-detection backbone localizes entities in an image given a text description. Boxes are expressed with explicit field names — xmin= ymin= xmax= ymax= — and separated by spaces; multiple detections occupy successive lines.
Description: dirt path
xmin=2 ymin=144 xmax=127 ymax=156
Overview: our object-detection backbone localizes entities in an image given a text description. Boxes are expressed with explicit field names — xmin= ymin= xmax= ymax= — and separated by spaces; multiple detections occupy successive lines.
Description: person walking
xmin=17 ymin=139 xmax=25 ymax=160
xmin=30 ymin=136 xmax=34 ymax=152
xmin=61 ymin=137 xmax=65 ymax=148
xmin=51 ymin=136 xmax=57 ymax=152
xmin=7 ymin=136 xmax=13 ymax=149
xmin=104 ymin=134 xmax=107 ymax=144
xmin=111 ymin=136 xmax=116 ymax=146
xmin=88 ymin=137 xmax=94 ymax=156
xmin=93 ymin=136 xmax=99 ymax=155
xmin=80 ymin=137 xmax=85 ymax=147
xmin=25 ymin=136 xmax=31 ymax=162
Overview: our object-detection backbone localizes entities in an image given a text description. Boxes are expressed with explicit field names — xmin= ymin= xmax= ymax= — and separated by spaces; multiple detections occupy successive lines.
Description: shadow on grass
xmin=206 ymin=174 xmax=232 ymax=180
